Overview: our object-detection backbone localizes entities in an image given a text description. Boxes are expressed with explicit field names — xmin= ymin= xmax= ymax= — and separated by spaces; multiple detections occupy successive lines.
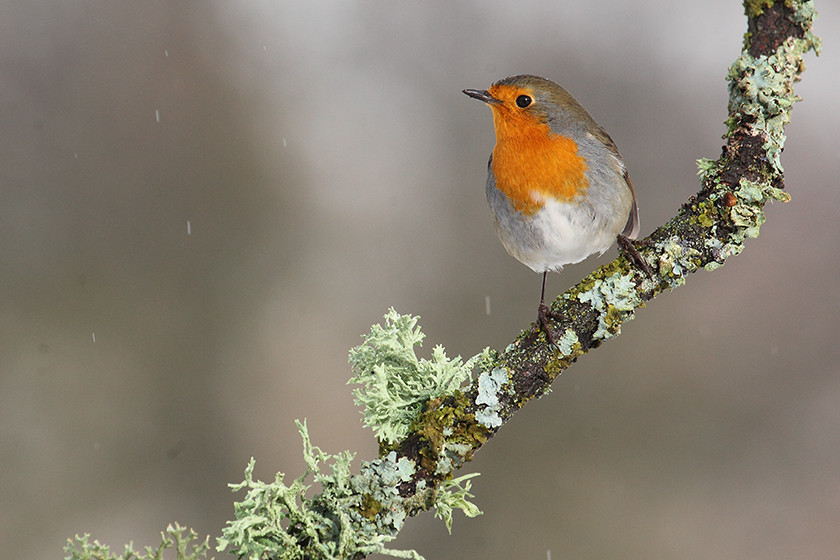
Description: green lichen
xmin=358 ymin=493 xmax=384 ymax=520
xmin=413 ymin=390 xmax=489 ymax=476
xmin=218 ymin=421 xmax=426 ymax=560
xmin=433 ymin=473 xmax=483 ymax=534
xmin=694 ymin=199 xmax=719 ymax=228
xmin=743 ymin=0 xmax=816 ymax=20
xmin=65 ymin=524 xmax=210 ymax=560
xmin=63 ymin=6 xmax=820 ymax=560
xmin=696 ymin=157 xmax=720 ymax=182
xmin=744 ymin=0 xmax=777 ymax=18
xmin=541 ymin=328 xmax=583 ymax=379
xmin=576 ymin=271 xmax=642 ymax=340
xmin=348 ymin=309 xmax=484 ymax=444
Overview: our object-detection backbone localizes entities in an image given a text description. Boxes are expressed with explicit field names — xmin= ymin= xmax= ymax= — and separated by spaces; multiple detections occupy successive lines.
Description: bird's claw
xmin=537 ymin=301 xmax=557 ymax=345
xmin=617 ymin=234 xmax=654 ymax=277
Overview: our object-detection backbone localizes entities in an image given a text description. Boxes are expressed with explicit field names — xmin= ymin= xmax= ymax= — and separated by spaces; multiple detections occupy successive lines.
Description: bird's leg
xmin=617 ymin=234 xmax=654 ymax=277
xmin=537 ymin=270 xmax=557 ymax=345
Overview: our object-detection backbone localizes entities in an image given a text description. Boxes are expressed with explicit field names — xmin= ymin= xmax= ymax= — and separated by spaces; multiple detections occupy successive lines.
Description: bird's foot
xmin=617 ymin=234 xmax=654 ymax=277
xmin=537 ymin=301 xmax=558 ymax=345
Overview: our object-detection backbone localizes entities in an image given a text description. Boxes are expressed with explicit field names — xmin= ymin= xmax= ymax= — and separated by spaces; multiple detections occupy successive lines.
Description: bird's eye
xmin=515 ymin=95 xmax=532 ymax=108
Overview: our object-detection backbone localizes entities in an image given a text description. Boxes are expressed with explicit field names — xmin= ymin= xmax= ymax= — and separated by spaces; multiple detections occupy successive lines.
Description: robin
xmin=463 ymin=74 xmax=642 ymax=342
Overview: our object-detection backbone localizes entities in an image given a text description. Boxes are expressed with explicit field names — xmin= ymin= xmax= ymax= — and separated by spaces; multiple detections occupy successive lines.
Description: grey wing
xmin=587 ymin=126 xmax=639 ymax=239
xmin=621 ymin=172 xmax=640 ymax=239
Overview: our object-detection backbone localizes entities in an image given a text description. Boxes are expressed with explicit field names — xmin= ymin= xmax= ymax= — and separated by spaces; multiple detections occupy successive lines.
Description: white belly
xmin=487 ymin=186 xmax=629 ymax=273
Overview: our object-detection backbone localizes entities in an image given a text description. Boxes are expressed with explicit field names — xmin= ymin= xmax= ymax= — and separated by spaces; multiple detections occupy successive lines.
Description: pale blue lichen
xmin=434 ymin=435 xmax=473 ymax=477
xmin=348 ymin=309 xmax=482 ymax=444
xmin=350 ymin=451 xmax=416 ymax=534
xmin=653 ymin=236 xmax=702 ymax=289
xmin=474 ymin=367 xmax=510 ymax=428
xmin=730 ymin=200 xmax=765 ymax=237
xmin=728 ymin=5 xmax=821 ymax=174
xmin=790 ymin=0 xmax=820 ymax=33
xmin=728 ymin=50 xmax=794 ymax=175
xmin=696 ymin=160 xmax=791 ymax=272
xmin=716 ymin=2 xmax=816 ymax=266
xmin=428 ymin=418 xmax=480 ymax=480
xmin=554 ymin=328 xmax=579 ymax=356
xmin=723 ymin=177 xmax=792 ymax=251
xmin=575 ymin=272 xmax=642 ymax=340
xmin=703 ymin=237 xmax=728 ymax=271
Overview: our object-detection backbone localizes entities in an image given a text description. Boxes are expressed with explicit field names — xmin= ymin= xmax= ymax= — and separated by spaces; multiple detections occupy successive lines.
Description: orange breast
xmin=490 ymin=109 xmax=589 ymax=215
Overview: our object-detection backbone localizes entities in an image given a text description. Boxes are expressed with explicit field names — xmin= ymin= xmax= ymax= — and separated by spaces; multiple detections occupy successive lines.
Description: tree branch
xmin=390 ymin=0 xmax=819 ymax=518
xmin=389 ymin=0 xmax=820 ymax=537
xmin=218 ymin=3 xmax=819 ymax=559
xmin=66 ymin=3 xmax=821 ymax=560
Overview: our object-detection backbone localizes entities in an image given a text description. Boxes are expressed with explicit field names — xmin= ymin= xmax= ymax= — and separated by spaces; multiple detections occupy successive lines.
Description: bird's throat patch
xmin=491 ymin=116 xmax=589 ymax=215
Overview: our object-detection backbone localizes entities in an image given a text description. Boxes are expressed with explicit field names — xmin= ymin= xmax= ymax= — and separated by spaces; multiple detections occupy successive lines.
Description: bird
xmin=463 ymin=74 xmax=641 ymax=342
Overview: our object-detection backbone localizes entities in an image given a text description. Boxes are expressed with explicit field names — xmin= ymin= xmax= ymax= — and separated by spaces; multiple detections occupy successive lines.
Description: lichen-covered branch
xmin=218 ymin=2 xmax=819 ymax=559
xmin=65 ymin=3 xmax=820 ymax=560
xmin=386 ymin=0 xmax=819 ymax=524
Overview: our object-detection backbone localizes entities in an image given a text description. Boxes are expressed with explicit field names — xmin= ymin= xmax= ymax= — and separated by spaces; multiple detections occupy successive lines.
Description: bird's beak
xmin=463 ymin=88 xmax=501 ymax=104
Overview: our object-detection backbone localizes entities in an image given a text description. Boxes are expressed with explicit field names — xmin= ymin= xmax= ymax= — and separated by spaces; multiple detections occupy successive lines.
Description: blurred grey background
xmin=2 ymin=1 xmax=839 ymax=559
